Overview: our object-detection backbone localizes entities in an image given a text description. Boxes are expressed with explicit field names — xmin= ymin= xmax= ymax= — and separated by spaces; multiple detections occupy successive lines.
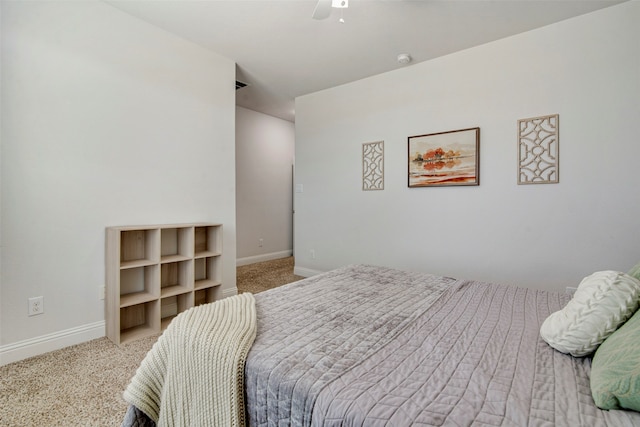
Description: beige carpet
xmin=0 ymin=257 xmax=302 ymax=427
xmin=236 ymin=256 xmax=303 ymax=294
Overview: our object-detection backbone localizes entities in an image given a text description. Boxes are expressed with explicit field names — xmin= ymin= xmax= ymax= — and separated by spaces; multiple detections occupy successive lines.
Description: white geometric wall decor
xmin=362 ymin=141 xmax=384 ymax=191
xmin=518 ymin=114 xmax=559 ymax=184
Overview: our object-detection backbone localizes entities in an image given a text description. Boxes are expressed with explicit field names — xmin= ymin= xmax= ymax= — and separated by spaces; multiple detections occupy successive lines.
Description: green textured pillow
xmin=591 ymin=307 xmax=640 ymax=411
xmin=629 ymin=261 xmax=640 ymax=281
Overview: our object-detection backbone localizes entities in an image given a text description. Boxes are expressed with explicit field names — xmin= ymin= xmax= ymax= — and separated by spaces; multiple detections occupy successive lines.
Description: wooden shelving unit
xmin=106 ymin=223 xmax=222 ymax=345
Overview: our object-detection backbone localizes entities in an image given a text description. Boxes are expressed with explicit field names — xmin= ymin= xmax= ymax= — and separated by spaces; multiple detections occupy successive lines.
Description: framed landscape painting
xmin=408 ymin=127 xmax=480 ymax=187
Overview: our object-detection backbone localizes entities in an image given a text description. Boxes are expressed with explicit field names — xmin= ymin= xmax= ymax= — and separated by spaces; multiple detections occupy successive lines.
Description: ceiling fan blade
xmin=312 ymin=0 xmax=332 ymax=20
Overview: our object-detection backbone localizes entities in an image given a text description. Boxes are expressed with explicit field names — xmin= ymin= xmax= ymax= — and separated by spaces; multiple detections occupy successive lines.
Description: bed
xmin=122 ymin=264 xmax=640 ymax=426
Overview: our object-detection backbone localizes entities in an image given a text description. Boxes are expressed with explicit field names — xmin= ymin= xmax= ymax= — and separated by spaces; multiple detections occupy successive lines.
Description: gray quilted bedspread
xmin=122 ymin=265 xmax=640 ymax=426
xmin=244 ymin=265 xmax=640 ymax=427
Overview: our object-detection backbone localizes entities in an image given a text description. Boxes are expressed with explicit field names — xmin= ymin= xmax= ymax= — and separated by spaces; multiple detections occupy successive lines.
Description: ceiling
xmin=106 ymin=0 xmax=624 ymax=122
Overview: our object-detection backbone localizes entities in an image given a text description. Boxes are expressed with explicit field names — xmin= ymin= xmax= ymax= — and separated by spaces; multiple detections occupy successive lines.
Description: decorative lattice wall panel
xmin=518 ymin=114 xmax=559 ymax=184
xmin=362 ymin=141 xmax=384 ymax=191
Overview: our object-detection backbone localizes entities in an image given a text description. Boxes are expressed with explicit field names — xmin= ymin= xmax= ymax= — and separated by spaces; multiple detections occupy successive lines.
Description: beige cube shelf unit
xmin=106 ymin=223 xmax=222 ymax=345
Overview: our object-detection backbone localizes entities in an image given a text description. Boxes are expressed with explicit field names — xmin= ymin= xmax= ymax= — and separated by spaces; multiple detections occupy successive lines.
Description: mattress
xmin=124 ymin=264 xmax=640 ymax=426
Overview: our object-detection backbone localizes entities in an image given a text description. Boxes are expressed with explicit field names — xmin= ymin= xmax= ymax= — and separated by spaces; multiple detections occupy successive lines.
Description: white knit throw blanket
xmin=123 ymin=293 xmax=257 ymax=427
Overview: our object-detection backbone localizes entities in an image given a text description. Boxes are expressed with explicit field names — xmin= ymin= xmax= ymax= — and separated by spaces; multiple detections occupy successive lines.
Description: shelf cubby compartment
xmin=194 ymin=225 xmax=222 ymax=258
xmin=120 ymin=229 xmax=159 ymax=269
xmin=160 ymin=292 xmax=194 ymax=330
xmin=194 ymin=286 xmax=221 ymax=307
xmin=107 ymin=223 xmax=222 ymax=346
xmin=161 ymin=227 xmax=193 ymax=264
xmin=161 ymin=260 xmax=193 ymax=298
xmin=119 ymin=265 xmax=159 ymax=307
xmin=194 ymin=256 xmax=221 ymax=290
xmin=119 ymin=300 xmax=160 ymax=345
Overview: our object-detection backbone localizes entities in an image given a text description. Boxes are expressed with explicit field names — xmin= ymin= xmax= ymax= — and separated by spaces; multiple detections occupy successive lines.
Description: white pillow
xmin=540 ymin=270 xmax=640 ymax=357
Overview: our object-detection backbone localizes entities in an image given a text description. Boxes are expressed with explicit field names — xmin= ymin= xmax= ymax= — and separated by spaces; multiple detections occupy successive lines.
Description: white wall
xmin=236 ymin=107 xmax=294 ymax=265
xmin=0 ymin=1 xmax=236 ymax=357
xmin=294 ymin=2 xmax=640 ymax=292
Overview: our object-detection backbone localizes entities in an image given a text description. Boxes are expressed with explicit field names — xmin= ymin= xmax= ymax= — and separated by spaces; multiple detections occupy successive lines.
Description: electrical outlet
xmin=310 ymin=249 xmax=316 ymax=259
xmin=258 ymin=238 xmax=264 ymax=247
xmin=28 ymin=296 xmax=44 ymax=316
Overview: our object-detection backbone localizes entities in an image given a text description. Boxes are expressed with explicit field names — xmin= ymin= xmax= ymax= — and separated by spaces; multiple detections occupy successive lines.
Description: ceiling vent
xmin=235 ymin=80 xmax=248 ymax=90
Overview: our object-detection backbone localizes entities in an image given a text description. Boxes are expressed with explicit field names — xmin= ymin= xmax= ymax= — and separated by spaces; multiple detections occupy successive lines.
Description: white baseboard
xmin=0 ymin=321 xmax=105 ymax=367
xmin=293 ymin=266 xmax=325 ymax=277
xmin=236 ymin=250 xmax=292 ymax=267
